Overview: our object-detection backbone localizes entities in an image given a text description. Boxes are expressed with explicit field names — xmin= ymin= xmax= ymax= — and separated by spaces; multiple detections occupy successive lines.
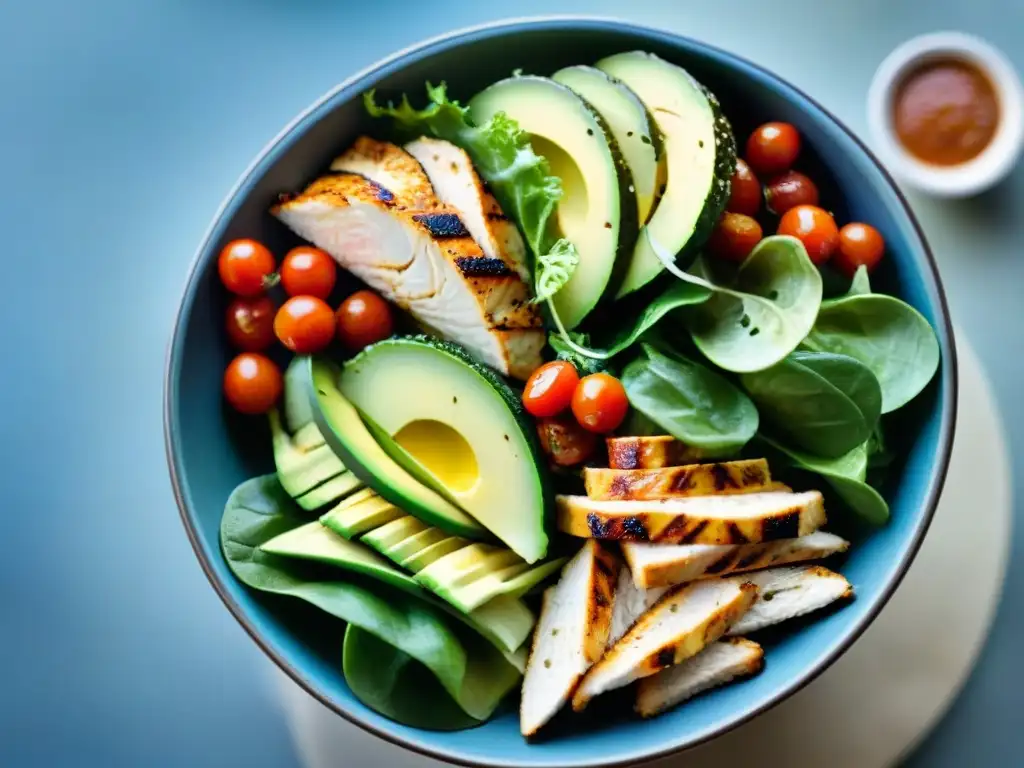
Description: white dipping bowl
xmin=867 ymin=31 xmax=1024 ymax=197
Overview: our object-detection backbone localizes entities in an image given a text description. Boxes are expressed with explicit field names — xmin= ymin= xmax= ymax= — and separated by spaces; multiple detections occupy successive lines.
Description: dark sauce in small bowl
xmin=892 ymin=57 xmax=1000 ymax=166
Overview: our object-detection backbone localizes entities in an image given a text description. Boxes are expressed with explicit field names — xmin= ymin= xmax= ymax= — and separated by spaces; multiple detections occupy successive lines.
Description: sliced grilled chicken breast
xmin=330 ymin=136 xmax=436 ymax=210
xmin=726 ymin=565 xmax=853 ymax=636
xmin=557 ymin=490 xmax=826 ymax=545
xmin=635 ymin=638 xmax=765 ymax=717
xmin=608 ymin=566 xmax=667 ymax=647
xmin=622 ymin=531 xmax=851 ymax=588
xmin=571 ymin=577 xmax=757 ymax=710
xmin=405 ymin=137 xmax=530 ymax=282
xmin=606 ymin=436 xmax=703 ymax=470
xmin=583 ymin=459 xmax=774 ymax=501
xmin=520 ymin=541 xmax=618 ymax=737
xmin=273 ymin=171 xmax=543 ymax=379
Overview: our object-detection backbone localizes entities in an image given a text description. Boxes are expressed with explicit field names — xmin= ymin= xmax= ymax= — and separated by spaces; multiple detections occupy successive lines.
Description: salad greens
xmin=622 ymin=343 xmax=759 ymax=457
xmin=684 ymin=236 xmax=823 ymax=373
xmin=220 ymin=474 xmax=520 ymax=728
xmin=757 ymin=437 xmax=890 ymax=525
xmin=803 ymin=292 xmax=940 ymax=414
xmin=740 ymin=351 xmax=882 ymax=458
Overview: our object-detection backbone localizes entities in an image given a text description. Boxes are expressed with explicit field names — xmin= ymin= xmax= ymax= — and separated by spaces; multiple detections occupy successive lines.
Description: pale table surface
xmin=1 ymin=1 xmax=1021 ymax=766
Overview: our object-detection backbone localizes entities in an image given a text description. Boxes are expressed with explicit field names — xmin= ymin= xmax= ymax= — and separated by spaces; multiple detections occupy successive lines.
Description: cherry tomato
xmin=224 ymin=352 xmax=282 ymax=414
xmin=745 ymin=122 xmax=802 ymax=176
xmin=274 ymin=296 xmax=336 ymax=354
xmin=571 ymin=373 xmax=630 ymax=434
xmin=218 ymin=239 xmax=276 ymax=297
xmin=536 ymin=412 xmax=599 ymax=467
xmin=335 ymin=290 xmax=394 ymax=351
xmin=280 ymin=246 xmax=337 ymax=299
xmin=708 ymin=212 xmax=764 ymax=263
xmin=726 ymin=158 xmax=761 ymax=216
xmin=225 ymin=296 xmax=276 ymax=352
xmin=764 ymin=170 xmax=820 ymax=216
xmin=834 ymin=222 xmax=886 ymax=277
xmin=777 ymin=204 xmax=840 ymax=265
xmin=522 ymin=361 xmax=580 ymax=418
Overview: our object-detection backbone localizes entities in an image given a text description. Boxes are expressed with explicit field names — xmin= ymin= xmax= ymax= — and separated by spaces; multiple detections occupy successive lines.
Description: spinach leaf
xmin=682 ymin=236 xmax=823 ymax=373
xmin=547 ymin=281 xmax=711 ymax=366
xmin=804 ymin=293 xmax=940 ymax=413
xmin=741 ymin=351 xmax=882 ymax=458
xmin=844 ymin=265 xmax=872 ymax=297
xmin=758 ymin=437 xmax=889 ymax=525
xmin=342 ymin=627 xmax=478 ymax=731
xmin=622 ymin=343 xmax=759 ymax=456
xmin=221 ymin=474 xmax=520 ymax=725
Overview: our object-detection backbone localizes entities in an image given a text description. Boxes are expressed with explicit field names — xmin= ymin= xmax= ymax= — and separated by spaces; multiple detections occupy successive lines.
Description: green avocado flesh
xmin=469 ymin=75 xmax=638 ymax=330
xmin=303 ymin=356 xmax=488 ymax=540
xmin=322 ymin=493 xmax=565 ymax=616
xmin=596 ymin=51 xmax=737 ymax=298
xmin=269 ymin=409 xmax=347 ymax=499
xmin=552 ymin=64 xmax=662 ymax=225
xmin=337 ymin=337 xmax=550 ymax=563
xmin=259 ymin=521 xmax=534 ymax=655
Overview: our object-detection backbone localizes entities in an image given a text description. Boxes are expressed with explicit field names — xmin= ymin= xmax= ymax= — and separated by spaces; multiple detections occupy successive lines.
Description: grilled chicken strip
xmin=405 ymin=137 xmax=530 ymax=282
xmin=622 ymin=531 xmax=851 ymax=588
xmin=608 ymin=566 xmax=667 ymax=647
xmin=557 ymin=490 xmax=827 ymax=545
xmin=520 ymin=541 xmax=618 ymax=737
xmin=330 ymin=135 xmax=437 ymax=210
xmin=583 ymin=459 xmax=774 ymax=501
xmin=635 ymin=638 xmax=765 ymax=717
xmin=725 ymin=565 xmax=853 ymax=636
xmin=272 ymin=161 xmax=543 ymax=379
xmin=606 ymin=436 xmax=704 ymax=470
xmin=571 ymin=577 xmax=757 ymax=710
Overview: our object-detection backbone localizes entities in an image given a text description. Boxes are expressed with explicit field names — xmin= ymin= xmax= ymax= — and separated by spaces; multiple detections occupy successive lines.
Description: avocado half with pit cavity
xmin=302 ymin=356 xmax=489 ymax=540
xmin=469 ymin=75 xmax=638 ymax=330
xmin=596 ymin=51 xmax=737 ymax=299
xmin=337 ymin=336 xmax=552 ymax=563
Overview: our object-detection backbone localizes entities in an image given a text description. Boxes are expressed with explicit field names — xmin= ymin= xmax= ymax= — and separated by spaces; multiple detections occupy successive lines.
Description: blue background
xmin=1 ymin=1 xmax=1020 ymax=766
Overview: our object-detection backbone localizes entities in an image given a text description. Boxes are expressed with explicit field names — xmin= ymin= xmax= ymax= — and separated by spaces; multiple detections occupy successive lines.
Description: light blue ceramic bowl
xmin=165 ymin=16 xmax=957 ymax=768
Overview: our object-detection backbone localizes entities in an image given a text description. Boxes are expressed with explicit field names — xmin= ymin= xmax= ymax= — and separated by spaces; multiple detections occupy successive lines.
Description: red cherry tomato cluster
xmin=522 ymin=361 xmax=629 ymax=466
xmin=712 ymin=122 xmax=886 ymax=277
xmin=217 ymin=239 xmax=394 ymax=414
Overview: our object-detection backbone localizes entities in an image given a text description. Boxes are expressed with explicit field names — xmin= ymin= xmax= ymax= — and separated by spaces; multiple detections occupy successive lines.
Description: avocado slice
xmin=284 ymin=356 xmax=317 ymax=434
xmin=269 ymin=409 xmax=346 ymax=498
xmin=294 ymin=471 xmax=364 ymax=512
xmin=419 ymin=546 xmax=524 ymax=592
xmin=385 ymin=527 xmax=449 ymax=564
xmin=469 ymin=76 xmax=638 ymax=330
xmin=447 ymin=557 xmax=568 ymax=611
xmin=320 ymin=491 xmax=567 ymax=614
xmin=321 ymin=494 xmax=404 ymax=539
xmin=337 ymin=337 xmax=551 ymax=563
xmin=292 ymin=421 xmax=326 ymax=453
xmin=552 ymin=65 xmax=662 ymax=225
xmin=596 ymin=52 xmax=737 ymax=298
xmin=259 ymin=521 xmax=533 ymax=655
xmin=402 ymin=537 xmax=468 ymax=571
xmin=304 ymin=357 xmax=489 ymax=540
xmin=361 ymin=516 xmax=429 ymax=554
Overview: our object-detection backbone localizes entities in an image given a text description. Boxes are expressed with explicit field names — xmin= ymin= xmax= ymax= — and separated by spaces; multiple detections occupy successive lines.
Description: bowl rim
xmin=164 ymin=14 xmax=958 ymax=768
